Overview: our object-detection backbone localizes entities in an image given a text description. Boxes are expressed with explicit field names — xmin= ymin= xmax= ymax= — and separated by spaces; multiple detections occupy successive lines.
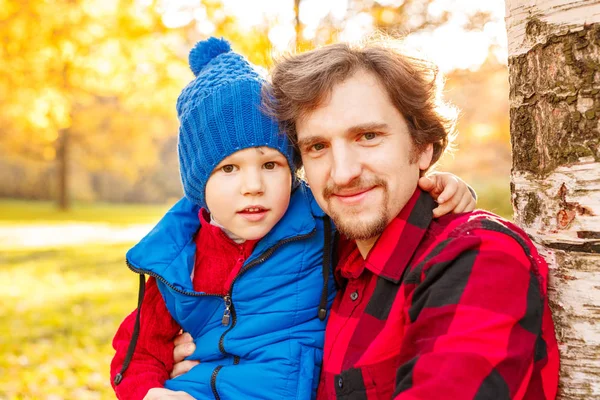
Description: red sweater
xmin=110 ymin=210 xmax=257 ymax=400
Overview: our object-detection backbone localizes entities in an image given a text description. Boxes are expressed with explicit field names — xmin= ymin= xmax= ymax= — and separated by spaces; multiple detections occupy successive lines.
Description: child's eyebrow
xmin=255 ymin=147 xmax=285 ymax=158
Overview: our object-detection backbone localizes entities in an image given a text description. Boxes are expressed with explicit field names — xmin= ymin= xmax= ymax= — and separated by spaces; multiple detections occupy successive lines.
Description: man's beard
xmin=323 ymin=177 xmax=389 ymax=241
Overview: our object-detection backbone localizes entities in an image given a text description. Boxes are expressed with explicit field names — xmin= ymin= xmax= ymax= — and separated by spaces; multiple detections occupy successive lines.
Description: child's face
xmin=205 ymin=147 xmax=292 ymax=241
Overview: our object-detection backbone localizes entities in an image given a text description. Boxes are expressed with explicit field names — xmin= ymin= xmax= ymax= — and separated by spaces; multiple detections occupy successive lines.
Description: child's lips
xmin=237 ymin=207 xmax=269 ymax=222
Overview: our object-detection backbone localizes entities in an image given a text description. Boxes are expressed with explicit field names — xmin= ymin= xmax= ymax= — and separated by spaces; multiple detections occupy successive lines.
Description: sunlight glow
xmin=158 ymin=0 xmax=507 ymax=72
xmin=471 ymin=123 xmax=496 ymax=140
xmin=338 ymin=12 xmax=373 ymax=43
xmin=222 ymin=0 xmax=294 ymax=29
xmin=268 ymin=24 xmax=296 ymax=50
xmin=300 ymin=0 xmax=348 ymax=40
xmin=412 ymin=0 xmax=508 ymax=70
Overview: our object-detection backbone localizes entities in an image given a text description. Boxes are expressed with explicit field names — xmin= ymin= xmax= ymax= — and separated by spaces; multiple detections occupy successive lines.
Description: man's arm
xmin=111 ymin=277 xmax=182 ymax=400
xmin=394 ymin=227 xmax=544 ymax=399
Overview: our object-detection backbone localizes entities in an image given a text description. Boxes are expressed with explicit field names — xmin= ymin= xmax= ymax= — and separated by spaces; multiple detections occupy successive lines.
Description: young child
xmin=110 ymin=37 xmax=475 ymax=400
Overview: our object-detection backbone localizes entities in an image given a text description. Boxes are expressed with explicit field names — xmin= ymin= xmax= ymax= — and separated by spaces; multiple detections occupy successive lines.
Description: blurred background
xmin=0 ymin=0 xmax=511 ymax=398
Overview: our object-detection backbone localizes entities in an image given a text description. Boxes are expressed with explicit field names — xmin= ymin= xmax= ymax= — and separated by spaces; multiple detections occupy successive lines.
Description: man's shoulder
xmin=432 ymin=210 xmax=532 ymax=249
xmin=409 ymin=210 xmax=545 ymax=281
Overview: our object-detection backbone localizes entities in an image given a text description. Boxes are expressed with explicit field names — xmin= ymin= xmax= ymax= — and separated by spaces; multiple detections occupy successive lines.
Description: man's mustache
xmin=323 ymin=177 xmax=387 ymax=200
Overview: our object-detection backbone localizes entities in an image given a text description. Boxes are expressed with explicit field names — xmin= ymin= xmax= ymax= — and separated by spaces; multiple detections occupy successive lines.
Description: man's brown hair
xmin=263 ymin=38 xmax=457 ymax=170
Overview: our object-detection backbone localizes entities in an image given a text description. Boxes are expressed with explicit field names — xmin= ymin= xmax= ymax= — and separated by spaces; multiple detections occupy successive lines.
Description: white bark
xmin=506 ymin=0 xmax=600 ymax=398
xmin=513 ymin=162 xmax=600 ymax=398
xmin=506 ymin=0 xmax=600 ymax=56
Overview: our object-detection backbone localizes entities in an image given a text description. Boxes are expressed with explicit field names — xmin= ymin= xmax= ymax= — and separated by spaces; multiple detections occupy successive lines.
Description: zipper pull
xmin=222 ymin=295 xmax=232 ymax=326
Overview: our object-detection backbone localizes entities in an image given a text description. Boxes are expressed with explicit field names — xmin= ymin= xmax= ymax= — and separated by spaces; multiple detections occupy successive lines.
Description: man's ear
xmin=418 ymin=143 xmax=434 ymax=171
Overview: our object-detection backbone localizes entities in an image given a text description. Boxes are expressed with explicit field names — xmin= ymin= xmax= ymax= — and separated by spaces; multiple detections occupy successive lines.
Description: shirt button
xmin=337 ymin=377 xmax=343 ymax=388
xmin=350 ymin=291 xmax=359 ymax=301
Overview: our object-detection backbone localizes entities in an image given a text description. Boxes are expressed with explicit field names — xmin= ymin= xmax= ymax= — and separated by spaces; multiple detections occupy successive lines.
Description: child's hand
xmin=144 ymin=388 xmax=195 ymax=400
xmin=171 ymin=332 xmax=199 ymax=379
xmin=418 ymin=172 xmax=476 ymax=218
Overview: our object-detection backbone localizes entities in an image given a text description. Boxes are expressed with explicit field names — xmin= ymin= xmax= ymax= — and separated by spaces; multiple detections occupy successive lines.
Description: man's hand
xmin=171 ymin=332 xmax=199 ymax=379
xmin=418 ymin=172 xmax=476 ymax=218
xmin=144 ymin=388 xmax=195 ymax=400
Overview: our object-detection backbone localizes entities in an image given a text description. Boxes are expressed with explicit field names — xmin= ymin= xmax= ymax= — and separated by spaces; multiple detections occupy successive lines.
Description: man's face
xmin=296 ymin=70 xmax=433 ymax=242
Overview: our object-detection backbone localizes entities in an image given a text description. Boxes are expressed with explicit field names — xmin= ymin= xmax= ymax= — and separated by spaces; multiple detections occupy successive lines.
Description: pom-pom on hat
xmin=177 ymin=37 xmax=295 ymax=208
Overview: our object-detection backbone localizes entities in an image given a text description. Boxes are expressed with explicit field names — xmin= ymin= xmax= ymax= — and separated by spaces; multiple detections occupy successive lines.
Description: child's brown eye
xmin=264 ymin=162 xmax=275 ymax=170
xmin=222 ymin=165 xmax=235 ymax=173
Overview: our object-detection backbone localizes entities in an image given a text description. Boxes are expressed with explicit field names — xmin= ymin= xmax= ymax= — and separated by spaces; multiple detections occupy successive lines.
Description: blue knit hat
xmin=177 ymin=37 xmax=295 ymax=208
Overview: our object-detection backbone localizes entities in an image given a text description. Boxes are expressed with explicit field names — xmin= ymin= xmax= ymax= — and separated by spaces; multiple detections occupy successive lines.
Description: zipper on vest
xmin=126 ymin=259 xmax=224 ymax=298
xmin=221 ymin=295 xmax=232 ymax=326
xmin=126 ymin=227 xmax=314 ymax=299
xmin=210 ymin=365 xmax=223 ymax=400
xmin=217 ymin=228 xmax=316 ymax=355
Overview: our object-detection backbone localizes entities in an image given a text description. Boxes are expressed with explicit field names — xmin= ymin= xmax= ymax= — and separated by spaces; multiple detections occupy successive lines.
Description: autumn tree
xmin=505 ymin=0 xmax=600 ymax=397
xmin=0 ymin=0 xmax=189 ymax=209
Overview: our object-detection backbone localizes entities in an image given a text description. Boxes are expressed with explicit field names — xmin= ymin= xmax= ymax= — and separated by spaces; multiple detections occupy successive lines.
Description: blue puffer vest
xmin=119 ymin=182 xmax=337 ymax=400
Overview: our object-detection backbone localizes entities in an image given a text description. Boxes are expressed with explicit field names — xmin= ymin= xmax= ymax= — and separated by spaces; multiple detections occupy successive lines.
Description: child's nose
xmin=241 ymin=169 xmax=265 ymax=195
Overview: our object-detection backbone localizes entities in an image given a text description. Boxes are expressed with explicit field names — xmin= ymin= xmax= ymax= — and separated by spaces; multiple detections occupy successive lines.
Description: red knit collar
xmin=198 ymin=208 xmax=258 ymax=252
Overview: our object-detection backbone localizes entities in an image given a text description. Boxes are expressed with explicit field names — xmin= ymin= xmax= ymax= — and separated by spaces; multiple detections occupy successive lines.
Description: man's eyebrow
xmin=297 ymin=123 xmax=389 ymax=149
xmin=346 ymin=122 xmax=389 ymax=134
xmin=297 ymin=136 xmax=326 ymax=149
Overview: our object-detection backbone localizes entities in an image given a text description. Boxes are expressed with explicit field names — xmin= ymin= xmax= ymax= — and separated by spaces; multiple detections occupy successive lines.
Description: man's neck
xmin=356 ymin=235 xmax=380 ymax=259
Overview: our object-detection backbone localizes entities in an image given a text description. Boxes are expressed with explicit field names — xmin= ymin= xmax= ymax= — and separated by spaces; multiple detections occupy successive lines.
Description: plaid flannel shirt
xmin=317 ymin=189 xmax=559 ymax=400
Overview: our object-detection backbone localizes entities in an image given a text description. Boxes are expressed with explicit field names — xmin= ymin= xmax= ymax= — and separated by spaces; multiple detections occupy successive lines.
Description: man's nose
xmin=330 ymin=143 xmax=361 ymax=187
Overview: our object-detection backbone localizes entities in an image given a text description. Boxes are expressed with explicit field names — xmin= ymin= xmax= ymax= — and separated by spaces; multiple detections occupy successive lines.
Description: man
xmin=168 ymin=39 xmax=560 ymax=399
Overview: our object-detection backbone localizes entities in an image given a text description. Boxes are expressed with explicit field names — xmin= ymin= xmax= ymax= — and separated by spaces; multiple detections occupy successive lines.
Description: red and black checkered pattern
xmin=318 ymin=189 xmax=559 ymax=400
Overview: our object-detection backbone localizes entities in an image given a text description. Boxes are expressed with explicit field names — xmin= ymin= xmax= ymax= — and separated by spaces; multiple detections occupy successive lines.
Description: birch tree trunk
xmin=505 ymin=1 xmax=600 ymax=398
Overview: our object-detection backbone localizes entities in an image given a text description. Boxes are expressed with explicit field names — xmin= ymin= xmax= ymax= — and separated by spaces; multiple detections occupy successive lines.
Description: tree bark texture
xmin=57 ymin=128 xmax=70 ymax=211
xmin=505 ymin=1 xmax=600 ymax=398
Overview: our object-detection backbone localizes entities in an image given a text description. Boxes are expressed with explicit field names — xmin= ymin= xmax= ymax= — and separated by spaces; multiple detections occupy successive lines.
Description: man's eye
xmin=221 ymin=165 xmax=235 ymax=173
xmin=264 ymin=162 xmax=276 ymax=170
xmin=312 ymin=143 xmax=325 ymax=151
xmin=362 ymin=132 xmax=377 ymax=140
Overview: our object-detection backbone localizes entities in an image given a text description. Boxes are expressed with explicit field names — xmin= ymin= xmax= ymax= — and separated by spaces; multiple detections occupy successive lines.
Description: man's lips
xmin=330 ymin=187 xmax=375 ymax=204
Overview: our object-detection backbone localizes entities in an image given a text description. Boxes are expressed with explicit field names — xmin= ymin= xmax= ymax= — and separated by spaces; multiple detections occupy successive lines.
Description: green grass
xmin=0 ymin=199 xmax=174 ymax=226
xmin=0 ymin=243 xmax=139 ymax=400
xmin=0 ymin=202 xmax=165 ymax=399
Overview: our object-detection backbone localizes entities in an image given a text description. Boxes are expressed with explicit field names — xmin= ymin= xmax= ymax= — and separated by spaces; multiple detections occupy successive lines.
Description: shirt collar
xmin=339 ymin=188 xmax=435 ymax=284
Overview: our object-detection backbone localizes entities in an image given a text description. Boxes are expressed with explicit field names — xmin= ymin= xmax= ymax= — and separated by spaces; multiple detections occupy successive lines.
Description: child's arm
xmin=110 ymin=277 xmax=182 ymax=400
xmin=418 ymin=172 xmax=477 ymax=217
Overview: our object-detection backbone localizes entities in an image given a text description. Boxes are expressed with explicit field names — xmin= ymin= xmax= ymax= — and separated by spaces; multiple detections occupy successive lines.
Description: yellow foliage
xmin=0 ymin=0 xmax=192 ymax=180
xmin=43 ymin=146 xmax=56 ymax=161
